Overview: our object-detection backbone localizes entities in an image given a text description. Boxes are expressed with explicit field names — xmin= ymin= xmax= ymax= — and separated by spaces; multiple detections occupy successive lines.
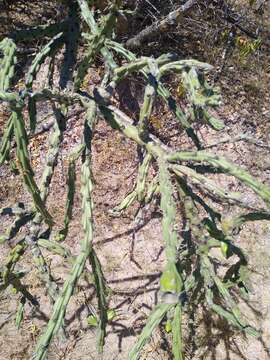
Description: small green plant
xmin=235 ymin=35 xmax=262 ymax=61
xmin=0 ymin=1 xmax=270 ymax=360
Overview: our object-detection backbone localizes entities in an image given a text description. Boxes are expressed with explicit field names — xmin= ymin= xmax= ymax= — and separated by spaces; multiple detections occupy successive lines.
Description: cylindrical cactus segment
xmin=10 ymin=21 xmax=69 ymax=41
xmin=168 ymin=150 xmax=270 ymax=209
xmin=158 ymin=157 xmax=181 ymax=264
xmin=56 ymin=144 xmax=85 ymax=242
xmin=138 ymin=60 xmax=158 ymax=141
xmin=12 ymin=109 xmax=53 ymax=225
xmin=0 ymin=38 xmax=16 ymax=91
xmin=3 ymin=242 xmax=26 ymax=284
xmin=181 ymin=67 xmax=224 ymax=130
xmin=15 ymin=296 xmax=26 ymax=329
xmin=74 ymin=3 xmax=118 ymax=91
xmin=26 ymin=32 xmax=64 ymax=89
xmin=201 ymin=254 xmax=259 ymax=337
xmin=0 ymin=114 xmax=14 ymax=165
xmin=136 ymin=153 xmax=152 ymax=202
xmin=172 ymin=304 xmax=183 ymax=360
xmin=129 ymin=303 xmax=174 ymax=360
xmin=84 ymin=101 xmax=109 ymax=352
xmin=32 ymin=102 xmax=97 ymax=360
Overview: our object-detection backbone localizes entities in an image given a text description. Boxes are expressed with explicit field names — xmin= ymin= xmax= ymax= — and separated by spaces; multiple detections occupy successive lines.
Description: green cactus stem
xmin=172 ymin=304 xmax=183 ymax=360
xmin=129 ymin=303 xmax=174 ymax=360
xmin=0 ymin=114 xmax=14 ymax=165
xmin=56 ymin=144 xmax=85 ymax=242
xmin=0 ymin=37 xmax=16 ymax=91
xmin=167 ymin=150 xmax=270 ymax=208
xmin=12 ymin=109 xmax=53 ymax=225
xmin=32 ymin=102 xmax=97 ymax=360
xmin=138 ymin=60 xmax=158 ymax=141
xmin=10 ymin=21 xmax=69 ymax=42
xmin=74 ymin=3 xmax=118 ymax=91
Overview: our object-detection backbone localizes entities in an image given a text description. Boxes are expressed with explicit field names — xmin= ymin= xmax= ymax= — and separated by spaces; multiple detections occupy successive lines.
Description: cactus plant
xmin=0 ymin=1 xmax=269 ymax=360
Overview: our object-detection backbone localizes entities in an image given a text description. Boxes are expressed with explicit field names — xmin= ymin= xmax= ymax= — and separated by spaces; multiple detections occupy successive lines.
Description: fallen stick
xmin=125 ymin=0 xmax=197 ymax=49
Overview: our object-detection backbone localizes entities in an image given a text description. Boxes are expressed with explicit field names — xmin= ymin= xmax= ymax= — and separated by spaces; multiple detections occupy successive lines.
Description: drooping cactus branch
xmin=12 ymin=108 xmax=53 ymax=225
xmin=32 ymin=102 xmax=96 ymax=360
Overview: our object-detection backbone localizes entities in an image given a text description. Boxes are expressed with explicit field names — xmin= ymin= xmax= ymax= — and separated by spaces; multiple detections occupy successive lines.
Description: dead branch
xmin=125 ymin=0 xmax=197 ymax=49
